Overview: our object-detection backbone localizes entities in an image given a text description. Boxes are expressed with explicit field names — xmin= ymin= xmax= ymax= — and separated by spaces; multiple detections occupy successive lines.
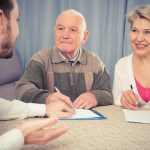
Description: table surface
xmin=0 ymin=105 xmax=150 ymax=150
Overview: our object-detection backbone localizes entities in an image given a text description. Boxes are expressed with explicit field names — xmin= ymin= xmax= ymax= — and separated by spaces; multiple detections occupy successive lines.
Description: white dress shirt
xmin=0 ymin=98 xmax=46 ymax=150
xmin=0 ymin=129 xmax=24 ymax=150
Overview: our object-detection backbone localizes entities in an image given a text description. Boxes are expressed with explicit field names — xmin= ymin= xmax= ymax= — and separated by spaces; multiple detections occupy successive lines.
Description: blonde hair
xmin=127 ymin=4 xmax=150 ymax=26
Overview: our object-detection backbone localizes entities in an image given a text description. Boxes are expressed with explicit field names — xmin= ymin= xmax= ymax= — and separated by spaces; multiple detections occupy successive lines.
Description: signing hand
xmin=46 ymin=92 xmax=73 ymax=108
xmin=46 ymin=101 xmax=74 ymax=118
xmin=73 ymin=92 xmax=97 ymax=109
xmin=46 ymin=92 xmax=74 ymax=118
xmin=19 ymin=117 xmax=68 ymax=144
xmin=121 ymin=90 xmax=139 ymax=110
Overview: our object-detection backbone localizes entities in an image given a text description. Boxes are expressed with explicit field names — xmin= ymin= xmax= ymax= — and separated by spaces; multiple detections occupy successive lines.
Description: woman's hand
xmin=121 ymin=90 xmax=139 ymax=110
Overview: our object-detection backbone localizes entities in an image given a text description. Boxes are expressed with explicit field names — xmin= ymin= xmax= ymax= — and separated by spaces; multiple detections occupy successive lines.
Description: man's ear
xmin=82 ymin=31 xmax=89 ymax=44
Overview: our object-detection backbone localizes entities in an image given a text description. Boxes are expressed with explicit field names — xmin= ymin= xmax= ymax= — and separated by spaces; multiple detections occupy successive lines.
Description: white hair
xmin=56 ymin=9 xmax=87 ymax=31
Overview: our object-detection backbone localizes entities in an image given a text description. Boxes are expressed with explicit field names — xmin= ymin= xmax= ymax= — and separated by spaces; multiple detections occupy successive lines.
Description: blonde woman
xmin=113 ymin=5 xmax=150 ymax=110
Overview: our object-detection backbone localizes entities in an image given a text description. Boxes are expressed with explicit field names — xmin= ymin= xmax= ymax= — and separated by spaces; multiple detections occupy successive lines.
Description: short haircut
xmin=0 ymin=0 xmax=14 ymax=19
xmin=127 ymin=4 xmax=150 ymax=26
xmin=56 ymin=9 xmax=87 ymax=31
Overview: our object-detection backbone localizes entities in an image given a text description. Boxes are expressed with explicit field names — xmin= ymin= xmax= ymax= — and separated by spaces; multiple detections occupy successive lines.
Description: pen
xmin=130 ymin=84 xmax=139 ymax=106
xmin=54 ymin=86 xmax=61 ymax=93
xmin=130 ymin=84 xmax=137 ymax=104
xmin=130 ymin=84 xmax=133 ymax=91
xmin=54 ymin=86 xmax=75 ymax=113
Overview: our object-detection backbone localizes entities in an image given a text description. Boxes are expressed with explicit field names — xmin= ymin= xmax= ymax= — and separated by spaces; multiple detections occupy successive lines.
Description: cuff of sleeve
xmin=90 ymin=90 xmax=113 ymax=106
xmin=28 ymin=103 xmax=46 ymax=117
xmin=90 ymin=90 xmax=100 ymax=105
xmin=0 ymin=128 xmax=24 ymax=150
xmin=114 ymin=97 xmax=122 ymax=106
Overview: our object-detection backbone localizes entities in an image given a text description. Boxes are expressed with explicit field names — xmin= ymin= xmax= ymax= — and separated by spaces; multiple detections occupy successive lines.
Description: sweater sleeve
xmin=0 ymin=129 xmax=24 ymax=150
xmin=112 ymin=60 xmax=123 ymax=106
xmin=15 ymin=60 xmax=50 ymax=104
xmin=0 ymin=98 xmax=46 ymax=120
xmin=90 ymin=66 xmax=113 ymax=106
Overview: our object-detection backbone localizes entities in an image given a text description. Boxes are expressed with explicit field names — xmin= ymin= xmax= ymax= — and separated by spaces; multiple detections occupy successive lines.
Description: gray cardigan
xmin=15 ymin=47 xmax=113 ymax=106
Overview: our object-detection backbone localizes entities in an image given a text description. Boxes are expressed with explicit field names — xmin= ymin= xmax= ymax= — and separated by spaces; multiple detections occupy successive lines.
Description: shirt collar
xmin=51 ymin=47 xmax=87 ymax=65
xmin=58 ymin=49 xmax=80 ymax=63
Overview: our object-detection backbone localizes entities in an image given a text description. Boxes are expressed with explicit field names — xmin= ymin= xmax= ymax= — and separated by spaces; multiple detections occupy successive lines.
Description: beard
xmin=0 ymin=23 xmax=13 ymax=59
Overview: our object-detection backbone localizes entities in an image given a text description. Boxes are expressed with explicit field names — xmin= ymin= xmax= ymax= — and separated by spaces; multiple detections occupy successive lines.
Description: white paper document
xmin=60 ymin=109 xmax=106 ymax=120
xmin=123 ymin=109 xmax=150 ymax=123
xmin=72 ymin=109 xmax=99 ymax=118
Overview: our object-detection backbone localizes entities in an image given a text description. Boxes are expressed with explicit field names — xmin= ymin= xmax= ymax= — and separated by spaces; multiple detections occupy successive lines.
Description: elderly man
xmin=16 ymin=9 xmax=113 ymax=117
xmin=0 ymin=0 xmax=68 ymax=149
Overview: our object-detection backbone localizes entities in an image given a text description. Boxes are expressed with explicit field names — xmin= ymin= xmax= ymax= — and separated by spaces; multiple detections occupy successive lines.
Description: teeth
xmin=136 ymin=44 xmax=147 ymax=48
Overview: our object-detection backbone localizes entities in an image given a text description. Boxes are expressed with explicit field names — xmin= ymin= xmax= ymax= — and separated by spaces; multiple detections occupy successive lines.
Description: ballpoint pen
xmin=130 ymin=84 xmax=138 ymax=105
xmin=130 ymin=84 xmax=133 ymax=91
xmin=54 ymin=86 xmax=61 ymax=93
xmin=54 ymin=86 xmax=75 ymax=113
xmin=130 ymin=84 xmax=143 ymax=107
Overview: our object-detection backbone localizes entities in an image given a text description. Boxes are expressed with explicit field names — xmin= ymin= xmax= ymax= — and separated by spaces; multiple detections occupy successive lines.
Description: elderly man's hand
xmin=19 ymin=117 xmax=68 ymax=144
xmin=45 ymin=92 xmax=74 ymax=118
xmin=46 ymin=101 xmax=74 ymax=118
xmin=73 ymin=92 xmax=97 ymax=109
